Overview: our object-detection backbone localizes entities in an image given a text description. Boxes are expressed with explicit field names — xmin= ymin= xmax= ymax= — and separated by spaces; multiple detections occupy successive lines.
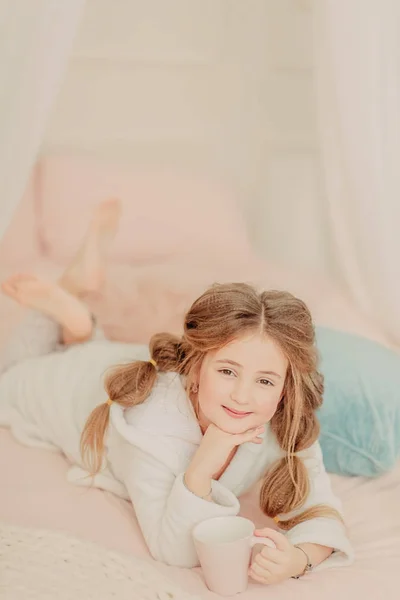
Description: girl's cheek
xmin=257 ymin=397 xmax=281 ymax=419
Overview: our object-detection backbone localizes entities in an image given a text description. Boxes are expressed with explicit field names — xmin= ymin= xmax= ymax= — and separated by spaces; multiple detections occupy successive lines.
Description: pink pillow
xmin=0 ymin=167 xmax=40 ymax=267
xmin=38 ymin=156 xmax=253 ymax=265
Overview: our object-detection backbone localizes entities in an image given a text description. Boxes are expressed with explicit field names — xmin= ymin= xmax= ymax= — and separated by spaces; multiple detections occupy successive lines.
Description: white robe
xmin=0 ymin=339 xmax=353 ymax=569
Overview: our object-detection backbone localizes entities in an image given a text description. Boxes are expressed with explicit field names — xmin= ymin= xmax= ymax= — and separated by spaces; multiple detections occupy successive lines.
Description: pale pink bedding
xmin=1 ymin=427 xmax=399 ymax=600
xmin=0 ymin=263 xmax=398 ymax=598
xmin=1 ymin=155 xmax=398 ymax=598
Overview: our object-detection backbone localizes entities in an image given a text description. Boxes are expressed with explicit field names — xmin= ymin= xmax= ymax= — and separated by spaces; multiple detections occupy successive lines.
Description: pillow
xmin=316 ymin=327 xmax=400 ymax=477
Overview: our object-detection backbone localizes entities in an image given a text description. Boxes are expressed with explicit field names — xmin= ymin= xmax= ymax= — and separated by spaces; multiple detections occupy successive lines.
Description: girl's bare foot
xmin=1 ymin=274 xmax=93 ymax=340
xmin=59 ymin=197 xmax=122 ymax=296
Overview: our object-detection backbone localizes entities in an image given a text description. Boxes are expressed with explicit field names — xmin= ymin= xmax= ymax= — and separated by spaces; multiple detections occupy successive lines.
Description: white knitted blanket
xmin=0 ymin=522 xmax=199 ymax=600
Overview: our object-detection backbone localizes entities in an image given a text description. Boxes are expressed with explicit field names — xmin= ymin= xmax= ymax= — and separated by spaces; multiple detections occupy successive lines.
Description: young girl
xmin=0 ymin=200 xmax=353 ymax=584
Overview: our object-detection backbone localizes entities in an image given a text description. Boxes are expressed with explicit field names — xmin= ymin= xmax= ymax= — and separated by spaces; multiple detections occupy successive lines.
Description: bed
xmin=1 ymin=155 xmax=399 ymax=599
xmin=1 ymin=428 xmax=399 ymax=599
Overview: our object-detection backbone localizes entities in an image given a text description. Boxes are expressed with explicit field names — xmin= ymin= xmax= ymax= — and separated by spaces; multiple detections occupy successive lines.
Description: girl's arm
xmin=248 ymin=443 xmax=351 ymax=587
xmin=248 ymin=530 xmax=335 ymax=584
xmin=114 ymin=423 xmax=264 ymax=567
xmin=183 ymin=422 xmax=264 ymax=500
xmin=295 ymin=542 xmax=333 ymax=570
xmin=278 ymin=441 xmax=354 ymax=570
xmin=116 ymin=443 xmax=240 ymax=568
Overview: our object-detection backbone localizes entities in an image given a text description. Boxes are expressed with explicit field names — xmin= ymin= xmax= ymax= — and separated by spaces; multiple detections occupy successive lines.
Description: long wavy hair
xmin=81 ymin=282 xmax=341 ymax=529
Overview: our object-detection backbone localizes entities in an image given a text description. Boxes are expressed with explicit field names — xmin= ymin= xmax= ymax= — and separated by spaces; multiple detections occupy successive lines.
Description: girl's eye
xmin=220 ymin=369 xmax=234 ymax=376
xmin=259 ymin=379 xmax=273 ymax=386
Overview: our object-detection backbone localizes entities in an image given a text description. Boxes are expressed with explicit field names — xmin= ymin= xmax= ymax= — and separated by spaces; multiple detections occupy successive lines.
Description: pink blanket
xmin=1 ymin=428 xmax=399 ymax=600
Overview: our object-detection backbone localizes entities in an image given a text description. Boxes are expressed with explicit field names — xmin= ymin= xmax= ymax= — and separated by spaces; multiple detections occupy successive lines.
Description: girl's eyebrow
xmin=216 ymin=359 xmax=282 ymax=379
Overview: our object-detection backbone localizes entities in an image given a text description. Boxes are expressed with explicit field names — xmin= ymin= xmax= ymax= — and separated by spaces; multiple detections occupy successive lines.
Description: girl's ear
xmin=186 ymin=358 xmax=202 ymax=395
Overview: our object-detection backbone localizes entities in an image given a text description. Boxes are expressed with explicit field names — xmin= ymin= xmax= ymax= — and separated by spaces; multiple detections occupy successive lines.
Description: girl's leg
xmin=0 ymin=309 xmax=66 ymax=375
xmin=1 ymin=275 xmax=93 ymax=342
xmin=57 ymin=197 xmax=121 ymax=344
xmin=0 ymin=198 xmax=121 ymax=370
xmin=58 ymin=197 xmax=121 ymax=298
xmin=0 ymin=274 xmax=96 ymax=375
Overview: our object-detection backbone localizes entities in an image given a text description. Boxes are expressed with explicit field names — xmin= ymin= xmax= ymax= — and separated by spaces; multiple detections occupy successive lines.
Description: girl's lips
xmin=222 ymin=406 xmax=253 ymax=419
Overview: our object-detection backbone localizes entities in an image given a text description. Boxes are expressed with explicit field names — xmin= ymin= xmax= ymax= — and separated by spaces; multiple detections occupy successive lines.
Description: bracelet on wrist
xmin=291 ymin=545 xmax=313 ymax=579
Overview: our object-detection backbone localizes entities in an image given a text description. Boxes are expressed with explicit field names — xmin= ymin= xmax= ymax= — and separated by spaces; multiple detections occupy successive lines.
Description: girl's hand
xmin=187 ymin=422 xmax=265 ymax=481
xmin=249 ymin=528 xmax=308 ymax=584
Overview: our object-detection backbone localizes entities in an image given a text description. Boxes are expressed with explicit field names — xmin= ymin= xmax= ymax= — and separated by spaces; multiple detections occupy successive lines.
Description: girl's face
xmin=196 ymin=332 xmax=288 ymax=434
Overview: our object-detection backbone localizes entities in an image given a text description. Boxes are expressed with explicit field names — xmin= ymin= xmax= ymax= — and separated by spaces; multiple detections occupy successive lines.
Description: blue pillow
xmin=315 ymin=327 xmax=400 ymax=477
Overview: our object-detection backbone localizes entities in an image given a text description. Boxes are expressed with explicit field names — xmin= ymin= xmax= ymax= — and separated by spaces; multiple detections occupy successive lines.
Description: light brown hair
xmin=81 ymin=282 xmax=342 ymax=529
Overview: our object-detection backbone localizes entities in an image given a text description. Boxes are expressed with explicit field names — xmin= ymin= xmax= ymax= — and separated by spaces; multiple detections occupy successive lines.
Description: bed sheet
xmin=1 ymin=428 xmax=399 ymax=600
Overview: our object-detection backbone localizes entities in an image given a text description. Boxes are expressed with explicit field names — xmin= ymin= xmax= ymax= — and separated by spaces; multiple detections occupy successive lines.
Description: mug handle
xmin=250 ymin=535 xmax=276 ymax=549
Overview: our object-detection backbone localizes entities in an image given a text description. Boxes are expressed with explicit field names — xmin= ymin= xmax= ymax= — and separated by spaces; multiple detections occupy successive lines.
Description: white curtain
xmin=0 ymin=0 xmax=86 ymax=239
xmin=314 ymin=0 xmax=400 ymax=344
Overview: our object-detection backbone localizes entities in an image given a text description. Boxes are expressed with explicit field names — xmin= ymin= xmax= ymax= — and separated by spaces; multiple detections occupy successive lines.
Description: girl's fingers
xmin=249 ymin=571 xmax=270 ymax=584
xmin=255 ymin=547 xmax=285 ymax=566
xmin=249 ymin=562 xmax=272 ymax=583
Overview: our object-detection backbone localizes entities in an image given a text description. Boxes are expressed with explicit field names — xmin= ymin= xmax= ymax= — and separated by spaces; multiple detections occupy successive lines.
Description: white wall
xmin=43 ymin=0 xmax=331 ymax=274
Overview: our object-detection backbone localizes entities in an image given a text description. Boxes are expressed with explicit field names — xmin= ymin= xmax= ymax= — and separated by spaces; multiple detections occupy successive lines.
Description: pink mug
xmin=192 ymin=516 xmax=275 ymax=596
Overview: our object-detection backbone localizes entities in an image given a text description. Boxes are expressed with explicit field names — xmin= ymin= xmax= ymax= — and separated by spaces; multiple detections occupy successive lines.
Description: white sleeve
xmin=281 ymin=442 xmax=354 ymax=569
xmin=121 ymin=445 xmax=240 ymax=567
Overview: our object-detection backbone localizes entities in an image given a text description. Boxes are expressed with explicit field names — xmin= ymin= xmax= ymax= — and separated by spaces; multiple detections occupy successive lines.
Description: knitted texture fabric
xmin=0 ymin=522 xmax=199 ymax=600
